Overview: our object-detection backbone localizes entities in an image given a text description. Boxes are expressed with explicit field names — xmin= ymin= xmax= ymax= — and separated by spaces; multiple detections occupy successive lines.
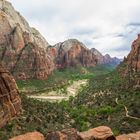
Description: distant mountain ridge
xmin=91 ymin=48 xmax=121 ymax=66
xmin=0 ymin=0 xmax=120 ymax=80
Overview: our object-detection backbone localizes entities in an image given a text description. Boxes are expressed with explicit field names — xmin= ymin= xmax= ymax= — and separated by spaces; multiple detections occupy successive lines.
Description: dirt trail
xmin=28 ymin=79 xmax=88 ymax=102
xmin=115 ymin=98 xmax=140 ymax=120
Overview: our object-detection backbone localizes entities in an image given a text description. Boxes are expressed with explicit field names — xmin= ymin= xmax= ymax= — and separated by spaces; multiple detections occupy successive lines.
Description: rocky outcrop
xmin=119 ymin=34 xmax=140 ymax=87
xmin=91 ymin=48 xmax=121 ymax=66
xmin=0 ymin=63 xmax=21 ymax=128
xmin=0 ymin=0 xmax=54 ymax=80
xmin=116 ymin=131 xmax=140 ymax=140
xmin=9 ymin=131 xmax=45 ymax=140
xmin=9 ymin=126 xmax=115 ymax=140
xmin=46 ymin=128 xmax=82 ymax=140
xmin=10 ymin=128 xmax=140 ymax=140
xmin=48 ymin=39 xmax=98 ymax=68
xmin=79 ymin=126 xmax=116 ymax=140
xmin=46 ymin=126 xmax=115 ymax=140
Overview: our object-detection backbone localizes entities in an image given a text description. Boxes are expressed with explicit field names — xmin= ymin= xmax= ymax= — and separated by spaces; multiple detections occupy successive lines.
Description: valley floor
xmin=28 ymin=79 xmax=87 ymax=102
xmin=0 ymin=65 xmax=140 ymax=139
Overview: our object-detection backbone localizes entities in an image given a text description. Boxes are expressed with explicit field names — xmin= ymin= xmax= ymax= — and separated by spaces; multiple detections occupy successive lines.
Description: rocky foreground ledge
xmin=9 ymin=126 xmax=140 ymax=140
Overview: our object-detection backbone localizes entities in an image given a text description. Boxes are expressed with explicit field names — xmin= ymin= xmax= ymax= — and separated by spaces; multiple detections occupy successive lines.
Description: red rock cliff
xmin=49 ymin=39 xmax=98 ymax=68
xmin=0 ymin=63 xmax=21 ymax=128
xmin=0 ymin=0 xmax=54 ymax=80
xmin=119 ymin=34 xmax=140 ymax=87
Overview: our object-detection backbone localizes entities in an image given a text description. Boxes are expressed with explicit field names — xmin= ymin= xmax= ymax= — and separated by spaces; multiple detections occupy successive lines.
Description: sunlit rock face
xmin=0 ymin=63 xmax=21 ymax=128
xmin=49 ymin=39 xmax=98 ymax=68
xmin=0 ymin=0 xmax=54 ymax=80
xmin=9 ymin=131 xmax=45 ymax=140
xmin=116 ymin=131 xmax=140 ymax=140
xmin=119 ymin=34 xmax=140 ymax=87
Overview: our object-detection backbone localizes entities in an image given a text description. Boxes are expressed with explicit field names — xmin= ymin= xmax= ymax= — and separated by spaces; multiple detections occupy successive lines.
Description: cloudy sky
xmin=10 ymin=0 xmax=140 ymax=58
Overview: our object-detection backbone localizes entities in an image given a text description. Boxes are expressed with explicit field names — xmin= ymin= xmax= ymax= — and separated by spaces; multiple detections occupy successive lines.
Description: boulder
xmin=79 ymin=126 xmax=116 ymax=140
xmin=46 ymin=128 xmax=82 ymax=140
xmin=116 ymin=131 xmax=140 ymax=140
xmin=9 ymin=131 xmax=45 ymax=140
xmin=46 ymin=127 xmax=115 ymax=140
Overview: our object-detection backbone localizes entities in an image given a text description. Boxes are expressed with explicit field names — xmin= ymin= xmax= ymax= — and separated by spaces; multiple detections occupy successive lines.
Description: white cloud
xmin=9 ymin=0 xmax=140 ymax=58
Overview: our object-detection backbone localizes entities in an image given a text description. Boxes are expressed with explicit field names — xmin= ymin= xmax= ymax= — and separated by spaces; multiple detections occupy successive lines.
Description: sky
xmin=9 ymin=0 xmax=140 ymax=58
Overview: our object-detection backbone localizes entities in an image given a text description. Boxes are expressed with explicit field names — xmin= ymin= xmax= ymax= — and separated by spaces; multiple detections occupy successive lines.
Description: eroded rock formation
xmin=79 ymin=126 xmax=116 ymax=140
xmin=48 ymin=39 xmax=98 ymax=68
xmin=0 ymin=63 xmax=21 ymax=128
xmin=0 ymin=0 xmax=54 ymax=80
xmin=119 ymin=34 xmax=140 ymax=87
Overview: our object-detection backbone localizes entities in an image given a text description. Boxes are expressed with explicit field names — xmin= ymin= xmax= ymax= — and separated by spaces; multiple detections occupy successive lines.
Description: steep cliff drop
xmin=119 ymin=34 xmax=140 ymax=88
xmin=0 ymin=0 xmax=54 ymax=80
xmin=48 ymin=39 xmax=98 ymax=68
xmin=0 ymin=63 xmax=21 ymax=128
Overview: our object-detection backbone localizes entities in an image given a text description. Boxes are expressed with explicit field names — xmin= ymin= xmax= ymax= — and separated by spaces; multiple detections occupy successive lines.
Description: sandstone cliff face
xmin=49 ymin=39 xmax=98 ymax=68
xmin=0 ymin=63 xmax=21 ymax=128
xmin=119 ymin=34 xmax=140 ymax=87
xmin=91 ymin=48 xmax=121 ymax=66
xmin=0 ymin=0 xmax=54 ymax=80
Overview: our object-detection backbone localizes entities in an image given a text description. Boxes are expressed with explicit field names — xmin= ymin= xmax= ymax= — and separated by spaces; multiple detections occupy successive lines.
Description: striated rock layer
xmin=48 ymin=39 xmax=98 ymax=68
xmin=0 ymin=63 xmax=21 ymax=128
xmin=119 ymin=34 xmax=140 ymax=87
xmin=0 ymin=0 xmax=54 ymax=80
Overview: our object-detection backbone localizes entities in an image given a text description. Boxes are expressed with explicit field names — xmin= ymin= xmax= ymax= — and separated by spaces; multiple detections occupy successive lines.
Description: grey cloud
xmin=9 ymin=0 xmax=140 ymax=58
xmin=128 ymin=22 xmax=140 ymax=27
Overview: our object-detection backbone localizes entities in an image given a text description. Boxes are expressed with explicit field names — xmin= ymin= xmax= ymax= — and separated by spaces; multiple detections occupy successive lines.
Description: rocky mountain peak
xmin=48 ymin=39 xmax=97 ymax=68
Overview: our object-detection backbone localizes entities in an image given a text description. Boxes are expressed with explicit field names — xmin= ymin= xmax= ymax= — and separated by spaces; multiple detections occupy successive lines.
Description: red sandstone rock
xmin=116 ymin=131 xmax=140 ymax=140
xmin=9 ymin=131 xmax=45 ymax=140
xmin=123 ymin=34 xmax=140 ymax=75
xmin=119 ymin=34 xmax=140 ymax=87
xmin=46 ymin=127 xmax=115 ymax=140
xmin=46 ymin=128 xmax=82 ymax=140
xmin=79 ymin=126 xmax=116 ymax=140
xmin=0 ymin=0 xmax=54 ymax=80
xmin=49 ymin=39 xmax=98 ymax=68
xmin=0 ymin=63 xmax=21 ymax=128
